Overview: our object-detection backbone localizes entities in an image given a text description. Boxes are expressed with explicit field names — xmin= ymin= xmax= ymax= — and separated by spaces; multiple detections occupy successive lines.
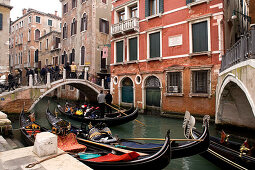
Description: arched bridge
xmin=0 ymin=72 xmax=104 ymax=113
xmin=216 ymin=26 xmax=255 ymax=130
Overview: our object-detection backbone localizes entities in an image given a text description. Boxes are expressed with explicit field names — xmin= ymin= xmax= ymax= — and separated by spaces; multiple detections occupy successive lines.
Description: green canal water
xmin=10 ymin=97 xmax=220 ymax=170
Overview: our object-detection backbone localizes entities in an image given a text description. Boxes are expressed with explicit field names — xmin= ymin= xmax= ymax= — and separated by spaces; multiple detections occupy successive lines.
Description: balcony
xmin=111 ymin=17 xmax=139 ymax=36
xmin=221 ymin=25 xmax=255 ymax=72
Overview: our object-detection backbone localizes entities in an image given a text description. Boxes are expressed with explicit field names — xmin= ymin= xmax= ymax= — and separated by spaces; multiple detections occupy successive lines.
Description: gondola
xmin=193 ymin=129 xmax=255 ymax=170
xmin=57 ymin=104 xmax=139 ymax=127
xmin=76 ymin=130 xmax=171 ymax=170
xmin=19 ymin=110 xmax=48 ymax=146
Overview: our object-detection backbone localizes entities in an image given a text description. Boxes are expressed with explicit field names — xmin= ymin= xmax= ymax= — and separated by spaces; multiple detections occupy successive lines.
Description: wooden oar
xmin=112 ymin=103 xmax=125 ymax=111
xmin=122 ymin=138 xmax=203 ymax=142
xmin=77 ymin=137 xmax=149 ymax=156
xmin=105 ymin=103 xmax=145 ymax=126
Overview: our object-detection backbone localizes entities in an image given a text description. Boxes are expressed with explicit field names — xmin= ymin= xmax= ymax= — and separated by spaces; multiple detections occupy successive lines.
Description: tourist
xmin=8 ymin=72 xmax=15 ymax=91
xmin=64 ymin=62 xmax=71 ymax=78
xmin=97 ymin=90 xmax=106 ymax=118
xmin=54 ymin=64 xmax=60 ymax=80
xmin=40 ymin=66 xmax=47 ymax=84
xmin=70 ymin=62 xmax=77 ymax=78
xmin=105 ymin=90 xmax=112 ymax=113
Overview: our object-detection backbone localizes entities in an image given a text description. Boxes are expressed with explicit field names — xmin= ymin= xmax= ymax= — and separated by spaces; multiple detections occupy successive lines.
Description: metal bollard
xmin=63 ymin=69 xmax=66 ymax=81
xmin=29 ymin=74 xmax=33 ymax=87
xmin=34 ymin=74 xmax=38 ymax=85
xmin=47 ymin=72 xmax=51 ymax=88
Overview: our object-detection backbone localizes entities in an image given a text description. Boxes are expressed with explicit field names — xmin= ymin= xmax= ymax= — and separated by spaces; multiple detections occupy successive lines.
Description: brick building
xmin=9 ymin=8 xmax=61 ymax=84
xmin=59 ymin=0 xmax=111 ymax=82
xmin=0 ymin=0 xmax=12 ymax=74
xmin=249 ymin=0 xmax=255 ymax=24
xmin=110 ymin=0 xmax=225 ymax=116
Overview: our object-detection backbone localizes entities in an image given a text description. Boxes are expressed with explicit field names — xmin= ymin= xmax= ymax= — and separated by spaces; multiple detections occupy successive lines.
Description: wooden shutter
xmin=192 ymin=21 xmax=208 ymax=53
xmin=186 ymin=0 xmax=192 ymax=4
xmin=159 ymin=0 xmax=164 ymax=13
xmin=149 ymin=32 xmax=160 ymax=58
xmin=0 ymin=13 xmax=2 ymax=30
xmin=129 ymin=37 xmax=137 ymax=61
xmin=116 ymin=41 xmax=123 ymax=62
xmin=145 ymin=0 xmax=150 ymax=17
xmin=106 ymin=20 xmax=109 ymax=34
xmin=99 ymin=18 xmax=102 ymax=32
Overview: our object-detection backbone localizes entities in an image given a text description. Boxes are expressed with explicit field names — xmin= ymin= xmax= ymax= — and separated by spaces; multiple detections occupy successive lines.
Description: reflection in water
xmin=13 ymin=97 xmax=220 ymax=170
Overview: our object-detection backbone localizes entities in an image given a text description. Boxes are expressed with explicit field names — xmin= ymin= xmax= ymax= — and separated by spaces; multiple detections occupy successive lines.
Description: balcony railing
xmin=111 ymin=17 xmax=139 ymax=36
xmin=221 ymin=25 xmax=255 ymax=72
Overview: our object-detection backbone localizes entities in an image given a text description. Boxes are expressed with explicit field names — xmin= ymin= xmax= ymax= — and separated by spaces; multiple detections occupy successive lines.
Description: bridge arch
xmin=29 ymin=80 xmax=102 ymax=111
xmin=216 ymin=73 xmax=255 ymax=128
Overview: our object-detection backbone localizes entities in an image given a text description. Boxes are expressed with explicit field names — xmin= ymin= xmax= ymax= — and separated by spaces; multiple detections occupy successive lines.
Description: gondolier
xmin=97 ymin=90 xmax=106 ymax=118
xmin=105 ymin=90 xmax=112 ymax=113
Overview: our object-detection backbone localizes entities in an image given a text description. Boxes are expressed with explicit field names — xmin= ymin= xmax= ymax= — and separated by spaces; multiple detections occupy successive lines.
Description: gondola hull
xmin=57 ymin=105 xmax=139 ymax=126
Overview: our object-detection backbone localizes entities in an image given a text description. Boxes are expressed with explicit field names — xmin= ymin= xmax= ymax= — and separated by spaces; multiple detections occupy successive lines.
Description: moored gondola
xmin=19 ymin=109 xmax=47 ymax=146
xmin=76 ymin=130 xmax=171 ymax=170
xmin=57 ymin=104 xmax=139 ymax=127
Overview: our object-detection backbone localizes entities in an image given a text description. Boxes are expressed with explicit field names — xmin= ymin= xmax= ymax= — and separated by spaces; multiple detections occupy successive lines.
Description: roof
xmin=0 ymin=3 xmax=13 ymax=9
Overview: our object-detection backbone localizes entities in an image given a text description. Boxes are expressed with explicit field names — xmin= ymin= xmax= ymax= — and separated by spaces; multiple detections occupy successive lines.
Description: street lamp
xmin=231 ymin=10 xmax=252 ymax=34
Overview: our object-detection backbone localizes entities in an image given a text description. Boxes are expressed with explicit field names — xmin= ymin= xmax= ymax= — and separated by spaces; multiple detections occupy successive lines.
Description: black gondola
xmin=193 ymin=130 xmax=255 ymax=170
xmin=57 ymin=104 xmax=139 ymax=127
xmin=19 ymin=110 xmax=48 ymax=146
xmin=76 ymin=130 xmax=171 ymax=170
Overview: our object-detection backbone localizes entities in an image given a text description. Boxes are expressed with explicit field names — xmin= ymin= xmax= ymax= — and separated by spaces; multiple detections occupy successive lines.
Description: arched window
xmin=70 ymin=49 xmax=75 ymax=63
xmin=122 ymin=77 xmax=134 ymax=103
xmin=62 ymin=51 xmax=67 ymax=64
xmin=81 ymin=46 xmax=85 ymax=65
xmin=35 ymin=29 xmax=40 ymax=41
xmin=81 ymin=13 xmax=87 ymax=32
xmin=71 ymin=18 xmax=77 ymax=35
xmin=63 ymin=23 xmax=67 ymax=39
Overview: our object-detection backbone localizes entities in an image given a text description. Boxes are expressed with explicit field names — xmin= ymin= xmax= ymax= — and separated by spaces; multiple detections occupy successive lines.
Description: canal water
xmin=10 ymin=97 xmax=221 ymax=170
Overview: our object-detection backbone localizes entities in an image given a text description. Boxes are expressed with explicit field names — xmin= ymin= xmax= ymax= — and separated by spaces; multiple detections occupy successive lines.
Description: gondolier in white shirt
xmin=97 ymin=90 xmax=106 ymax=118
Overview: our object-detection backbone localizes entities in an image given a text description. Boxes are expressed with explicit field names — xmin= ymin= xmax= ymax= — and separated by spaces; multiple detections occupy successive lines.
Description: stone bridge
xmin=0 ymin=71 xmax=104 ymax=113
xmin=216 ymin=26 xmax=255 ymax=130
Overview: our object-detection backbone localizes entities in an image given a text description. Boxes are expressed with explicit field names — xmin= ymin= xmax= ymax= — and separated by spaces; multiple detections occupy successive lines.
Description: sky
xmin=10 ymin=0 xmax=62 ymax=21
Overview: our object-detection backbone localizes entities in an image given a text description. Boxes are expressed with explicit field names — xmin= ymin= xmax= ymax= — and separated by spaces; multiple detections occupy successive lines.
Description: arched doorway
xmin=121 ymin=77 xmax=133 ymax=103
xmin=145 ymin=76 xmax=161 ymax=107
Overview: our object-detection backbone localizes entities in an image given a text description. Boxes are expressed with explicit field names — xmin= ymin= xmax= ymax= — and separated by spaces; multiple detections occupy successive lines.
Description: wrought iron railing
xmin=221 ymin=25 xmax=255 ymax=72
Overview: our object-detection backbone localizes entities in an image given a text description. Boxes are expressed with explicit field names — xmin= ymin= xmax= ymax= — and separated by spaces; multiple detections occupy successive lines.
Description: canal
xmin=10 ymin=97 xmax=221 ymax=169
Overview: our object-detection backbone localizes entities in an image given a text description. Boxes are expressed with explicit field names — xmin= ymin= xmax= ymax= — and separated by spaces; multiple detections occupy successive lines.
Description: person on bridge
xmin=97 ymin=90 xmax=106 ymax=118
xmin=64 ymin=62 xmax=71 ymax=79
xmin=8 ymin=73 xmax=15 ymax=91
xmin=70 ymin=62 xmax=77 ymax=78
xmin=105 ymin=90 xmax=112 ymax=113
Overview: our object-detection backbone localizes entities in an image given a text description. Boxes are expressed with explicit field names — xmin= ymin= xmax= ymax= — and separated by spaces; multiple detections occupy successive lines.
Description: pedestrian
xmin=105 ymin=90 xmax=112 ymax=113
xmin=64 ymin=62 xmax=71 ymax=78
xmin=97 ymin=90 xmax=106 ymax=118
xmin=54 ymin=64 xmax=60 ymax=80
xmin=70 ymin=62 xmax=77 ymax=78
xmin=8 ymin=72 xmax=15 ymax=91
xmin=40 ymin=66 xmax=47 ymax=84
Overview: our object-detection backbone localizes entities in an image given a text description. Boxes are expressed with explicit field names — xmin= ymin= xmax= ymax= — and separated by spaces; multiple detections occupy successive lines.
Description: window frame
xmin=189 ymin=17 xmax=211 ymax=55
xmin=147 ymin=29 xmax=162 ymax=59
xmin=99 ymin=18 xmax=109 ymax=34
xmin=127 ymin=35 xmax=139 ymax=62
xmin=80 ymin=46 xmax=85 ymax=66
xmin=48 ymin=19 xmax=53 ymax=26
xmin=114 ymin=39 xmax=125 ymax=64
xmin=80 ymin=13 xmax=87 ymax=32
xmin=63 ymin=3 xmax=68 ymax=14
xmin=35 ymin=16 xmax=41 ymax=23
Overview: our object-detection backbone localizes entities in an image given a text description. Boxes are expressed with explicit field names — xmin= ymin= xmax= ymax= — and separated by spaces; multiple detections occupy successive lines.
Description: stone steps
xmin=0 ymin=135 xmax=24 ymax=152
xmin=0 ymin=136 xmax=12 ymax=152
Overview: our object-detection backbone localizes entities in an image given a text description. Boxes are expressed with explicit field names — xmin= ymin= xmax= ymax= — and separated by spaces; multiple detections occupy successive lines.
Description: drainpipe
xmin=29 ymin=74 xmax=33 ymax=87
xmin=47 ymin=72 xmax=51 ymax=88
xmin=63 ymin=69 xmax=66 ymax=81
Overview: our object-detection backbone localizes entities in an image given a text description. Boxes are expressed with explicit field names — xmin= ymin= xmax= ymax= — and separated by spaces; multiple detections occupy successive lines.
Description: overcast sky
xmin=10 ymin=0 xmax=62 ymax=21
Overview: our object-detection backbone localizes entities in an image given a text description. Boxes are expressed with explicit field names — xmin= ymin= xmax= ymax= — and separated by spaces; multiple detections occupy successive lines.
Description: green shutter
xmin=150 ymin=32 xmax=160 ymax=58
xmin=0 ymin=13 xmax=2 ymax=30
xmin=159 ymin=0 xmax=164 ymax=13
xmin=145 ymin=0 xmax=150 ymax=17
xmin=129 ymin=37 xmax=137 ymax=61
xmin=186 ymin=0 xmax=192 ymax=4
xmin=116 ymin=41 xmax=123 ymax=62
xmin=192 ymin=21 xmax=208 ymax=53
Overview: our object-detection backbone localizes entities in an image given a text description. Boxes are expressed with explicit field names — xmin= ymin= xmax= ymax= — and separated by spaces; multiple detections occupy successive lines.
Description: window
xmin=81 ymin=0 xmax=86 ymax=3
xmin=0 ymin=13 xmax=3 ymax=30
xmin=63 ymin=23 xmax=67 ymax=39
xmin=28 ymin=29 xmax=31 ymax=41
xmin=63 ymin=3 xmax=68 ymax=14
xmin=62 ymin=51 xmax=67 ymax=64
xmin=70 ymin=86 xmax=74 ymax=91
xmin=48 ymin=19 xmax=52 ymax=26
xmin=192 ymin=70 xmax=209 ymax=94
xmin=99 ymin=18 xmax=109 ymax=34
xmin=28 ymin=16 xmax=31 ymax=23
xmin=46 ymin=59 xmax=49 ymax=66
xmin=149 ymin=31 xmax=160 ymax=58
xmin=35 ymin=29 xmax=40 ymax=41
xmin=81 ymin=46 xmax=85 ymax=65
xmin=102 ymin=0 xmax=106 ymax=3
xmin=128 ymin=37 xmax=138 ymax=61
xmin=39 ymin=42 xmax=42 ymax=51
xmin=81 ymin=13 xmax=87 ymax=32
xmin=71 ymin=18 xmax=77 ymax=35
xmin=46 ymin=39 xmax=48 ymax=49
xmin=192 ymin=21 xmax=208 ymax=53
xmin=118 ymin=10 xmax=125 ymax=22
xmin=36 ymin=16 xmax=41 ymax=23
xmin=72 ymin=0 xmax=77 ymax=8
xmin=35 ymin=49 xmax=39 ymax=62
xmin=167 ymin=72 xmax=182 ymax=93
xmin=145 ymin=0 xmax=164 ymax=17
xmin=28 ymin=50 xmax=31 ymax=63
xmin=130 ymin=6 xmax=138 ymax=18
xmin=70 ymin=49 xmax=75 ymax=63
xmin=116 ymin=40 xmax=124 ymax=63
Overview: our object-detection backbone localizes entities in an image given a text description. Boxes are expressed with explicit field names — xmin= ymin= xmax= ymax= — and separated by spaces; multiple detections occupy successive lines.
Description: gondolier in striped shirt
xmin=97 ymin=90 xmax=106 ymax=118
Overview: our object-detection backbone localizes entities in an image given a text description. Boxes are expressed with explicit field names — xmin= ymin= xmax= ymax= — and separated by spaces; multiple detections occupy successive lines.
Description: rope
xmin=25 ymin=152 xmax=67 ymax=168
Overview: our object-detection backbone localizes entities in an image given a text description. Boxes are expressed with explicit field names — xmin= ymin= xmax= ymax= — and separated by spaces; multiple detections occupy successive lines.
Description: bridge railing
xmin=221 ymin=25 xmax=255 ymax=72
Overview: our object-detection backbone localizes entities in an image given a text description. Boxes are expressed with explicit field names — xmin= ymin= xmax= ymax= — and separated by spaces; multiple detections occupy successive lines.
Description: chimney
xmin=22 ymin=8 xmax=27 ymax=15
xmin=55 ymin=11 xmax=58 ymax=16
